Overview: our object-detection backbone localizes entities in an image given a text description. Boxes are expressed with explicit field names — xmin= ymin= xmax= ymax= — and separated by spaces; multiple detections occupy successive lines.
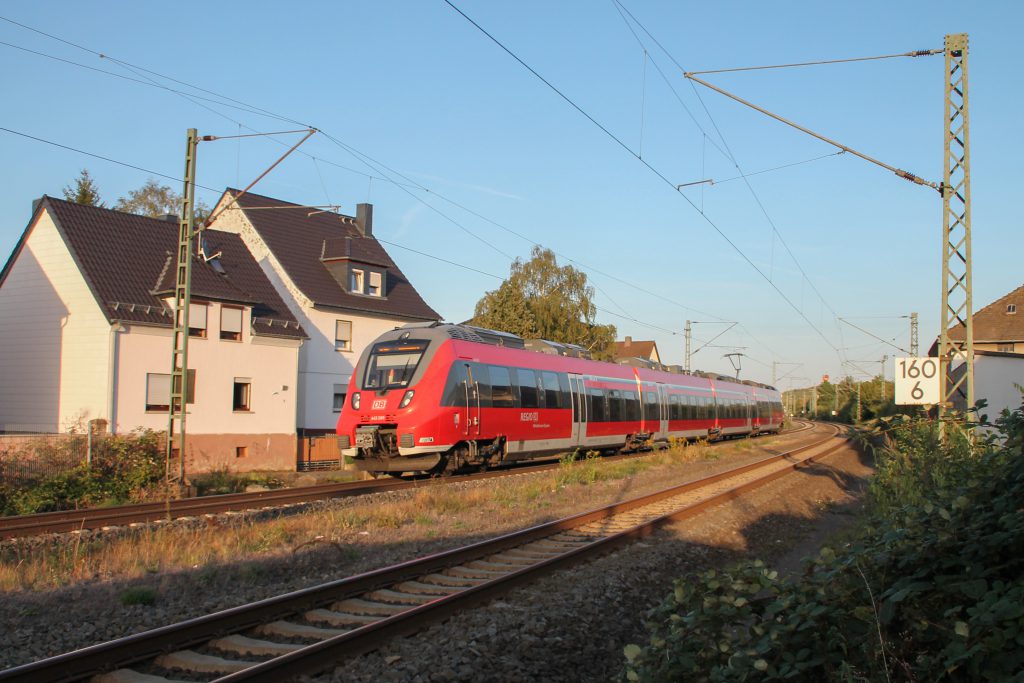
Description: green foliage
xmin=625 ymin=400 xmax=1024 ymax=682
xmin=191 ymin=468 xmax=285 ymax=496
xmin=114 ymin=178 xmax=210 ymax=220
xmin=62 ymin=169 xmax=104 ymax=207
xmin=471 ymin=246 xmax=616 ymax=359
xmin=119 ymin=586 xmax=158 ymax=606
xmin=0 ymin=430 xmax=164 ymax=515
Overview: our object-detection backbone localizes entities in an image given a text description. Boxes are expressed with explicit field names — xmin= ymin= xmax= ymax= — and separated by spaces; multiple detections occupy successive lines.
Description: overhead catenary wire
xmin=0 ymin=13 xmax=725 ymax=319
xmin=443 ymin=0 xmax=839 ymax=359
xmin=2 ymin=13 xmax=767 ymax=359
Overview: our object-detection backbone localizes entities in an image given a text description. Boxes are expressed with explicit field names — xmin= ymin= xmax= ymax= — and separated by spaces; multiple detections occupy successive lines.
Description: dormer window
xmin=1009 ymin=304 xmax=1017 ymax=314
xmin=350 ymin=268 xmax=364 ymax=294
xmin=369 ymin=271 xmax=382 ymax=297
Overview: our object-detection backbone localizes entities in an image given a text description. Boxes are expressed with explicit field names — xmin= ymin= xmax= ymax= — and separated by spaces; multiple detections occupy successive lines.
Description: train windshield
xmin=363 ymin=340 xmax=429 ymax=390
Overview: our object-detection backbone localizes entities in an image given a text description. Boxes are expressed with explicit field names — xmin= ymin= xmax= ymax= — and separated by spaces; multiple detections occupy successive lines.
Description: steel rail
xmin=1 ymin=422 xmax=812 ymax=540
xmin=0 ymin=422 xmax=837 ymax=683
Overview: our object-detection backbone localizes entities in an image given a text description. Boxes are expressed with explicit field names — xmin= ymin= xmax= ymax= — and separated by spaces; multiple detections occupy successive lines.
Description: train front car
xmin=336 ymin=325 xmax=454 ymax=475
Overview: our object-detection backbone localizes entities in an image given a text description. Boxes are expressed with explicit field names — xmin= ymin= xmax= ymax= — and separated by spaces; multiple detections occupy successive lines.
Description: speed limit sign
xmin=894 ymin=357 xmax=939 ymax=405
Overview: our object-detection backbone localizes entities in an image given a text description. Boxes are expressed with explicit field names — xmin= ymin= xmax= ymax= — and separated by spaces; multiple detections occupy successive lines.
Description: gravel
xmin=0 ymin=428 xmax=873 ymax=680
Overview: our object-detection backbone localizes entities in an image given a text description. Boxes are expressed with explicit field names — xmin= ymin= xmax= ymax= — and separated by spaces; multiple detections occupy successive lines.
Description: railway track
xmin=0 ymin=421 xmax=814 ymax=540
xmin=0 ymin=420 xmax=842 ymax=683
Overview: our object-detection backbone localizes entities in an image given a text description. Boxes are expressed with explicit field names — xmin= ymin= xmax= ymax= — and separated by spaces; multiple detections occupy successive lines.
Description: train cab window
xmin=542 ymin=372 xmax=562 ymax=409
xmin=588 ymin=388 xmax=607 ymax=422
xmin=363 ymin=340 xmax=428 ymax=389
xmin=489 ymin=366 xmax=515 ymax=408
xmin=442 ymin=363 xmax=469 ymax=407
xmin=517 ymin=368 xmax=540 ymax=409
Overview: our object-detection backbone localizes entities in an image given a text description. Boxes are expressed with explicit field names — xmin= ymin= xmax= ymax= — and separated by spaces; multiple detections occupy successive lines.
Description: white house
xmin=207 ymin=190 xmax=440 ymax=438
xmin=0 ymin=197 xmax=306 ymax=471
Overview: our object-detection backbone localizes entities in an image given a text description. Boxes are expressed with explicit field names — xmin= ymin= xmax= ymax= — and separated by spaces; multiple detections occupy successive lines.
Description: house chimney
xmin=356 ymin=203 xmax=373 ymax=237
xmin=160 ymin=214 xmax=178 ymax=223
xmin=624 ymin=336 xmax=632 ymax=347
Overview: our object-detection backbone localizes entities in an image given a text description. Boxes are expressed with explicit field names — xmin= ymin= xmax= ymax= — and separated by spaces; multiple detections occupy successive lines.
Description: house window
xmin=189 ymin=303 xmax=208 ymax=338
xmin=1008 ymin=304 xmax=1017 ymax=314
xmin=235 ymin=446 xmax=248 ymax=458
xmin=368 ymin=271 xmax=383 ymax=297
xmin=146 ymin=371 xmax=195 ymax=411
xmin=333 ymin=384 xmax=347 ymax=412
xmin=335 ymin=320 xmax=352 ymax=351
xmin=221 ymin=306 xmax=243 ymax=341
xmin=998 ymin=343 xmax=1015 ymax=353
xmin=350 ymin=268 xmax=364 ymax=294
xmin=233 ymin=378 xmax=251 ymax=411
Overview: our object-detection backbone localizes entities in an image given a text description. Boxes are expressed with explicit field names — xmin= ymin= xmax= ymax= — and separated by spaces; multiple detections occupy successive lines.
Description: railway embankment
xmin=0 ymin=425 xmax=874 ymax=678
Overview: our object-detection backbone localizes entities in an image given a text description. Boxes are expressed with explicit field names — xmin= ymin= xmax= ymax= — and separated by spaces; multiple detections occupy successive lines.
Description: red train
xmin=336 ymin=323 xmax=784 ymax=475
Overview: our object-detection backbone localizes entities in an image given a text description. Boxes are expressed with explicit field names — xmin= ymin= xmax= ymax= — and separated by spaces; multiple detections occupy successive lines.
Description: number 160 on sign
xmin=894 ymin=357 xmax=939 ymax=405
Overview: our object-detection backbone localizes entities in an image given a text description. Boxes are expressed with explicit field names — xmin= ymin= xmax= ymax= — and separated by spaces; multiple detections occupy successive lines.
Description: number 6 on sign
xmin=894 ymin=357 xmax=939 ymax=405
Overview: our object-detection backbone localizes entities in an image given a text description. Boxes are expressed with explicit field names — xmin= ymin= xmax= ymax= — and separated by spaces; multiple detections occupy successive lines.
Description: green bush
xmin=0 ymin=430 xmax=164 ymax=515
xmin=624 ymin=398 xmax=1024 ymax=682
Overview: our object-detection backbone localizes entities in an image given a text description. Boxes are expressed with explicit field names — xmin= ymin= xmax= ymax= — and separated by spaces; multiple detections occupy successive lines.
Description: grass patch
xmin=119 ymin=586 xmax=157 ymax=606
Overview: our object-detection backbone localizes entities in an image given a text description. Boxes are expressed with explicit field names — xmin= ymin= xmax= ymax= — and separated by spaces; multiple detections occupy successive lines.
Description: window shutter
xmin=189 ymin=304 xmax=207 ymax=329
xmin=222 ymin=307 xmax=242 ymax=333
xmin=147 ymin=374 xmax=170 ymax=406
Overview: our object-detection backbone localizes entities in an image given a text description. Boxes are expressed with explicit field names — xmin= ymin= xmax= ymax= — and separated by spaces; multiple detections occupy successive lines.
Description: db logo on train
xmin=372 ymin=399 xmax=387 ymax=410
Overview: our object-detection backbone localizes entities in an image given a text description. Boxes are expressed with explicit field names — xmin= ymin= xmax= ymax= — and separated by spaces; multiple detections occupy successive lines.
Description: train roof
xmin=391 ymin=322 xmax=778 ymax=393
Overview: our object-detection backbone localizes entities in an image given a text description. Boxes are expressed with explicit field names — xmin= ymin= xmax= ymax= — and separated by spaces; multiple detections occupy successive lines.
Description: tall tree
xmin=471 ymin=246 xmax=617 ymax=359
xmin=115 ymin=178 xmax=210 ymax=220
xmin=62 ymin=169 xmax=104 ymax=207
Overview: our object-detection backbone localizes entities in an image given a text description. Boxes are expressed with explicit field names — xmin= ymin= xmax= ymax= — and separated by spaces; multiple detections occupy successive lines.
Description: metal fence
xmin=0 ymin=433 xmax=95 ymax=485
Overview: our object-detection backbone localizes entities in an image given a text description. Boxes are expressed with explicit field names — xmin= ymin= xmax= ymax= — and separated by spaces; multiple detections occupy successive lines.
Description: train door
xmin=657 ymin=383 xmax=668 ymax=441
xmin=465 ymin=364 xmax=481 ymax=437
xmin=568 ymin=374 xmax=586 ymax=446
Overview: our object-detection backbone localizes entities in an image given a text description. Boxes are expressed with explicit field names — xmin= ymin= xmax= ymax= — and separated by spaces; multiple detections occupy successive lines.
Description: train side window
xmin=558 ymin=373 xmax=572 ymax=409
xmin=489 ymin=366 xmax=515 ymax=408
xmin=619 ymin=390 xmax=635 ymax=421
xmin=608 ymin=389 xmax=622 ymax=422
xmin=469 ymin=364 xmax=491 ymax=407
xmin=442 ymin=363 xmax=468 ymax=407
xmin=644 ymin=390 xmax=659 ymax=421
xmin=518 ymin=368 xmax=540 ymax=409
xmin=589 ymin=388 xmax=607 ymax=422
xmin=542 ymin=372 xmax=561 ymax=409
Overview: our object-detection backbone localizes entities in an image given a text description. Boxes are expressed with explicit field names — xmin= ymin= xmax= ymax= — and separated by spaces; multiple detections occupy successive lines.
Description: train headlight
xmin=399 ymin=390 xmax=415 ymax=409
xmin=351 ymin=392 xmax=361 ymax=410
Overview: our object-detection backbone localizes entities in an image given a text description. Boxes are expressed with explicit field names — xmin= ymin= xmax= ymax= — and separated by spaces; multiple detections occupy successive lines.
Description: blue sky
xmin=1 ymin=1 xmax=1020 ymax=388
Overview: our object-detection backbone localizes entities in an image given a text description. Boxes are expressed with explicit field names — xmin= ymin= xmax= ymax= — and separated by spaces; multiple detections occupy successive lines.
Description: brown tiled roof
xmin=612 ymin=339 xmax=659 ymax=361
xmin=35 ymin=197 xmax=305 ymax=339
xmin=222 ymin=191 xmax=439 ymax=321
xmin=947 ymin=283 xmax=1024 ymax=343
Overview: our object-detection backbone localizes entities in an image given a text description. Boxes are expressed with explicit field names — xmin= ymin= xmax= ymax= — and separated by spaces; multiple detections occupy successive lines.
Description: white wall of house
xmin=113 ymin=302 xmax=300 ymax=437
xmin=974 ymin=353 xmax=1024 ymax=435
xmin=0 ymin=211 xmax=110 ymax=432
xmin=299 ymin=305 xmax=404 ymax=430
xmin=211 ymin=205 xmax=413 ymax=432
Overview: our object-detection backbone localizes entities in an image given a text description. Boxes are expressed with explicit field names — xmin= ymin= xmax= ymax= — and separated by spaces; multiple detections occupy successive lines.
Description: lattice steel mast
xmin=166 ymin=128 xmax=199 ymax=482
xmin=938 ymin=33 xmax=973 ymax=422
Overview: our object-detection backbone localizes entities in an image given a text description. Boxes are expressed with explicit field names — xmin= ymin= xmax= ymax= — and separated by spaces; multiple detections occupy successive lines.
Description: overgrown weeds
xmin=624 ymin=399 xmax=1024 ymax=682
